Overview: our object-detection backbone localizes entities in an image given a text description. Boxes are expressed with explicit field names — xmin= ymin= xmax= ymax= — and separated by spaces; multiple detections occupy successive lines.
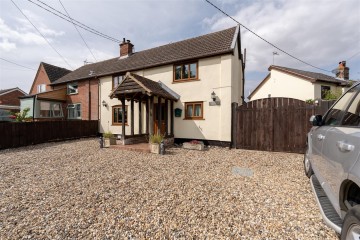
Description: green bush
xmin=149 ymin=134 xmax=164 ymax=144
xmin=103 ymin=131 xmax=114 ymax=138
xmin=323 ymin=90 xmax=342 ymax=100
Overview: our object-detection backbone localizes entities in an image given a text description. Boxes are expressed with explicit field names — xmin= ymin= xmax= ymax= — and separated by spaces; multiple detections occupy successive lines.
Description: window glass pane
xmin=342 ymin=92 xmax=360 ymax=126
xmin=190 ymin=63 xmax=197 ymax=78
xmin=187 ymin=105 xmax=193 ymax=117
xmin=194 ymin=104 xmax=201 ymax=117
xmin=113 ymin=76 xmax=124 ymax=89
xmin=114 ymin=108 xmax=118 ymax=122
xmin=39 ymin=102 xmax=51 ymax=117
xmin=52 ymin=103 xmax=62 ymax=117
xmin=323 ymin=88 xmax=358 ymax=125
xmin=68 ymin=83 xmax=78 ymax=94
xmin=183 ymin=65 xmax=189 ymax=79
xmin=175 ymin=66 xmax=181 ymax=80
xmin=68 ymin=108 xmax=74 ymax=119
xmin=76 ymin=104 xmax=81 ymax=118
xmin=321 ymin=86 xmax=331 ymax=99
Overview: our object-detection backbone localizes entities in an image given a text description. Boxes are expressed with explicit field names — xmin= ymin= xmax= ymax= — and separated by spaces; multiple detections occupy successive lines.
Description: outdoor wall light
xmin=211 ymin=91 xmax=217 ymax=101
xmin=209 ymin=91 xmax=221 ymax=106
xmin=102 ymin=100 xmax=108 ymax=107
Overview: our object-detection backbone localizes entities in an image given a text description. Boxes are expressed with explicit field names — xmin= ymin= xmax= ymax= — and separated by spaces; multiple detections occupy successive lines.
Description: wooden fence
xmin=0 ymin=120 xmax=98 ymax=150
xmin=232 ymin=98 xmax=335 ymax=154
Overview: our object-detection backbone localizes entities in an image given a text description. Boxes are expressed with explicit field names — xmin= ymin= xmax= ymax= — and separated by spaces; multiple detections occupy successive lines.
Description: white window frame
xmin=67 ymin=103 xmax=81 ymax=119
xmin=67 ymin=82 xmax=78 ymax=95
xmin=37 ymin=84 xmax=46 ymax=93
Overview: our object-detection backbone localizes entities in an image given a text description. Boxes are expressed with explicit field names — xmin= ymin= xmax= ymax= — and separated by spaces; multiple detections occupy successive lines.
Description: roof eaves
xmin=230 ymin=24 xmax=240 ymax=50
xmin=271 ymin=66 xmax=316 ymax=82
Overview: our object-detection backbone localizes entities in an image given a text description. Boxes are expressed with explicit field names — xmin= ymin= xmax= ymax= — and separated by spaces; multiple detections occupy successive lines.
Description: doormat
xmin=232 ymin=167 xmax=253 ymax=177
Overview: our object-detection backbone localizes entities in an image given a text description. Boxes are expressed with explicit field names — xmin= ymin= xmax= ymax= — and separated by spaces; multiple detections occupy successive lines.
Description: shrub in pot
xmin=149 ymin=134 xmax=164 ymax=154
xmin=103 ymin=131 xmax=116 ymax=147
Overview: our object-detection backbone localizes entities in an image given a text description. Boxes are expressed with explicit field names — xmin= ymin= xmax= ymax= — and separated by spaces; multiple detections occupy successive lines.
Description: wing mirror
xmin=310 ymin=115 xmax=323 ymax=126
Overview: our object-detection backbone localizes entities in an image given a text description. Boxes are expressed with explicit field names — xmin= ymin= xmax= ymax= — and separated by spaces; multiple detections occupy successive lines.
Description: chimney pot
xmin=119 ymin=39 xmax=134 ymax=58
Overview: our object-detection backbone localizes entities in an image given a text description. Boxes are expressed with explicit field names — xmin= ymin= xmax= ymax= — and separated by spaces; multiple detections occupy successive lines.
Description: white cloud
xmin=0 ymin=38 xmax=16 ymax=51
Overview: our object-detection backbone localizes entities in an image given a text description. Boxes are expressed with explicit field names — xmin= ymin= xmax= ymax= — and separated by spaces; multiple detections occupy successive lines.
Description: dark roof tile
xmin=52 ymin=26 xmax=238 ymax=85
xmin=42 ymin=62 xmax=72 ymax=83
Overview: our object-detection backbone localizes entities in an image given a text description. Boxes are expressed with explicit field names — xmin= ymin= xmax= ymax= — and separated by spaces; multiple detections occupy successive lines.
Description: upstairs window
xmin=185 ymin=102 xmax=203 ymax=120
xmin=174 ymin=62 xmax=198 ymax=82
xmin=67 ymin=82 xmax=78 ymax=95
xmin=113 ymin=75 xmax=125 ymax=89
xmin=37 ymin=84 xmax=46 ymax=93
xmin=67 ymin=103 xmax=81 ymax=119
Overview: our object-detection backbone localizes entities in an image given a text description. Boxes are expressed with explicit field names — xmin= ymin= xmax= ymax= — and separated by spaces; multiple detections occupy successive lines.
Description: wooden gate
xmin=233 ymin=98 xmax=317 ymax=153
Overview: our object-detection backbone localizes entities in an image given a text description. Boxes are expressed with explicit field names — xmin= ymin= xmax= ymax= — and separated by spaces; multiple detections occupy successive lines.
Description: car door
xmin=319 ymin=84 xmax=360 ymax=213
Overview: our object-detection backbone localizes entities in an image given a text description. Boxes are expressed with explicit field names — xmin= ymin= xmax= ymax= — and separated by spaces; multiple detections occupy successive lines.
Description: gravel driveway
xmin=1 ymin=138 xmax=337 ymax=239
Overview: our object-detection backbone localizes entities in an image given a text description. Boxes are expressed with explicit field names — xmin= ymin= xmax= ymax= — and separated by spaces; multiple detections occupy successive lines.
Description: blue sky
xmin=0 ymin=0 xmax=359 ymax=98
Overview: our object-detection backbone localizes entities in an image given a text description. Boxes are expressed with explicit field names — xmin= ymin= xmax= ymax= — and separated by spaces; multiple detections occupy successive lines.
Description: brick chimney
xmin=336 ymin=61 xmax=349 ymax=80
xmin=120 ymin=38 xmax=134 ymax=58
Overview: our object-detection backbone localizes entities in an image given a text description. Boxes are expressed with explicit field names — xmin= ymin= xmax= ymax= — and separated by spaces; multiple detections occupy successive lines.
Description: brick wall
xmin=0 ymin=90 xmax=26 ymax=106
xmin=29 ymin=64 xmax=52 ymax=95
xmin=53 ymin=78 xmax=98 ymax=120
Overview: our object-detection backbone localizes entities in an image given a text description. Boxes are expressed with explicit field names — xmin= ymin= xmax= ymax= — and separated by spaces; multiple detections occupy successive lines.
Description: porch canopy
xmin=109 ymin=72 xmax=179 ymax=144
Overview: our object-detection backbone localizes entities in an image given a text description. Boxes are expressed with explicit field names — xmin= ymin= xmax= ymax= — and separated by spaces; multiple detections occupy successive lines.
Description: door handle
xmin=337 ymin=141 xmax=355 ymax=152
xmin=317 ymin=134 xmax=325 ymax=141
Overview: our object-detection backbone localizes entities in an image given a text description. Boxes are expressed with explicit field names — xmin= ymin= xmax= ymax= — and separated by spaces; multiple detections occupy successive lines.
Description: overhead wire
xmin=10 ymin=0 xmax=73 ymax=70
xmin=27 ymin=0 xmax=120 ymax=43
xmin=204 ymin=0 xmax=332 ymax=73
xmin=0 ymin=57 xmax=36 ymax=71
xmin=58 ymin=0 xmax=97 ymax=62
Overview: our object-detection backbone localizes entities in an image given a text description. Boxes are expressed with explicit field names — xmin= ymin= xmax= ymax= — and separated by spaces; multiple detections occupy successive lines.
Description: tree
xmin=11 ymin=107 xmax=32 ymax=122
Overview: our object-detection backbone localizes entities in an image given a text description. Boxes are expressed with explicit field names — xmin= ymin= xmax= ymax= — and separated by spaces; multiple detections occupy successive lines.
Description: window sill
xmin=67 ymin=92 xmax=79 ymax=95
xmin=112 ymin=123 xmax=129 ymax=126
xmin=172 ymin=79 xmax=200 ymax=84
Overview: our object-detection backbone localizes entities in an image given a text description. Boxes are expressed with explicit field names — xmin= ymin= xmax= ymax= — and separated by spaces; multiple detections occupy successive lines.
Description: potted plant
xmin=149 ymin=134 xmax=164 ymax=154
xmin=103 ymin=131 xmax=116 ymax=147
xmin=183 ymin=140 xmax=205 ymax=151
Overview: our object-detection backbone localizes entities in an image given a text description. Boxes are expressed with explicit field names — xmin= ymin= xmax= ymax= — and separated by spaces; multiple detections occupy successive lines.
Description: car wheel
xmin=341 ymin=205 xmax=360 ymax=240
xmin=304 ymin=146 xmax=313 ymax=178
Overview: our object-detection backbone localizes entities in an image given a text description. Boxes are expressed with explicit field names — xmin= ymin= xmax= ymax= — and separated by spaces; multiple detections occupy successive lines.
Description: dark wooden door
xmin=154 ymin=103 xmax=166 ymax=135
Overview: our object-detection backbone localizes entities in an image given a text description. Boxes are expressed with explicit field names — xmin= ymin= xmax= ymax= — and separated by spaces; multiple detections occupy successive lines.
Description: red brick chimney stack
xmin=120 ymin=38 xmax=134 ymax=58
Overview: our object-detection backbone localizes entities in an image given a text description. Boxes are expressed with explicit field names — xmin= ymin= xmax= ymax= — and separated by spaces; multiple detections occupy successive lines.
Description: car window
xmin=323 ymin=86 xmax=358 ymax=126
xmin=342 ymin=91 xmax=360 ymax=126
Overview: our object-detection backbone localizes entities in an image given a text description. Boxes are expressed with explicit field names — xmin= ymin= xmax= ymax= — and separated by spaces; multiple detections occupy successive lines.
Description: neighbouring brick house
xmin=0 ymin=87 xmax=27 ymax=121
xmin=20 ymin=62 xmax=72 ymax=120
xmin=51 ymin=25 xmax=245 ymax=146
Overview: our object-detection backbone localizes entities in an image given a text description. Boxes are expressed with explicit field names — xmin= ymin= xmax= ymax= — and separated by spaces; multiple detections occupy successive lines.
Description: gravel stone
xmin=0 ymin=138 xmax=338 ymax=239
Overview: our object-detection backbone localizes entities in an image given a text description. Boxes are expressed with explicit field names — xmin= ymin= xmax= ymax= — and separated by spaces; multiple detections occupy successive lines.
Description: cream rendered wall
xmin=99 ymin=50 xmax=242 ymax=142
xmin=250 ymin=70 xmax=315 ymax=101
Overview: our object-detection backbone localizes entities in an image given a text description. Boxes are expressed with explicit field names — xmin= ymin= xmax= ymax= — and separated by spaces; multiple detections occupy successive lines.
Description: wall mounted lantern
xmin=209 ymin=91 xmax=221 ymax=106
xmin=102 ymin=100 xmax=108 ymax=107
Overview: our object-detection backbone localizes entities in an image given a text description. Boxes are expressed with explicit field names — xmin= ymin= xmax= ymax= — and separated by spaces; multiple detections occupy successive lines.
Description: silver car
xmin=304 ymin=81 xmax=360 ymax=239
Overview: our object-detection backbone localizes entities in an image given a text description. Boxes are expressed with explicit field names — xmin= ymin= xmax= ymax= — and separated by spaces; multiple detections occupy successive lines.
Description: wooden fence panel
xmin=234 ymin=98 xmax=328 ymax=153
xmin=0 ymin=120 xmax=98 ymax=150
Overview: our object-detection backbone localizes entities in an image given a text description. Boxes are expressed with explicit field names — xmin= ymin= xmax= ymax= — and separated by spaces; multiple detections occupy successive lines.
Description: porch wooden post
xmin=158 ymin=96 xmax=162 ymax=135
xmin=138 ymin=100 xmax=142 ymax=134
xmin=170 ymin=100 xmax=174 ymax=136
xmin=131 ymin=98 xmax=134 ymax=136
xmin=121 ymin=97 xmax=126 ymax=143
xmin=149 ymin=96 xmax=154 ymax=135
xmin=164 ymin=99 xmax=168 ymax=136
xmin=146 ymin=97 xmax=149 ymax=134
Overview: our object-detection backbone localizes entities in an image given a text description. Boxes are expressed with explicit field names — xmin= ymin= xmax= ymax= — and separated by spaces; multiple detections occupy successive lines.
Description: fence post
xmin=231 ymin=102 xmax=238 ymax=149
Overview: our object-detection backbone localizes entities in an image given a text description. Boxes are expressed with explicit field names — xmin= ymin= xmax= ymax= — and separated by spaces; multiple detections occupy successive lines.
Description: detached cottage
xmin=49 ymin=25 xmax=245 ymax=146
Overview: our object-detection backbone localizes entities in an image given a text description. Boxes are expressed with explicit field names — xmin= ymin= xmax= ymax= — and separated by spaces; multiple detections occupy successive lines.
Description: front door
xmin=154 ymin=103 xmax=166 ymax=135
